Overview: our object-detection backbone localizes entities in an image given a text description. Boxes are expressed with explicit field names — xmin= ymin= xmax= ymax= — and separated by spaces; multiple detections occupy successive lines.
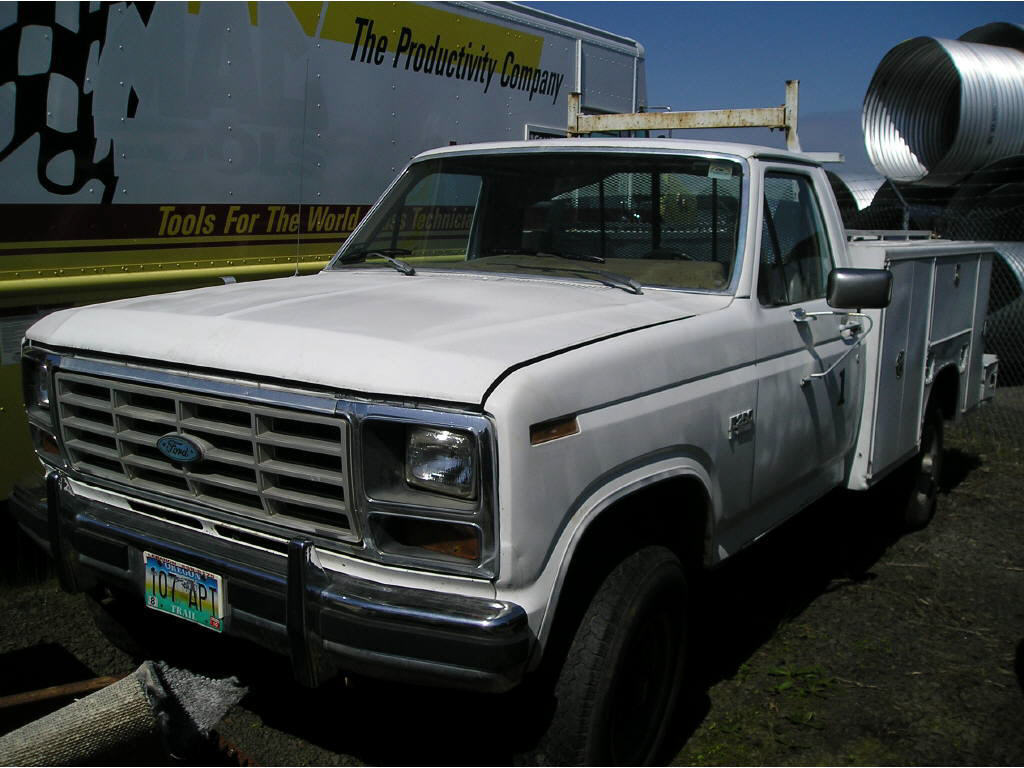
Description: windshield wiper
xmin=486 ymin=247 xmax=605 ymax=264
xmin=337 ymin=248 xmax=416 ymax=275
xmin=491 ymin=262 xmax=643 ymax=295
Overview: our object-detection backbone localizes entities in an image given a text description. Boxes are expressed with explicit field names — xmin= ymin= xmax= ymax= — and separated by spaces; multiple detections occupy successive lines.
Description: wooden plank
xmin=567 ymin=80 xmax=804 ymax=151
xmin=574 ymin=106 xmax=787 ymax=134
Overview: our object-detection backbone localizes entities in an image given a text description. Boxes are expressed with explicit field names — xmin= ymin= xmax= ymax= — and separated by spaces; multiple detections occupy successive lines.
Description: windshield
xmin=329 ymin=151 xmax=744 ymax=292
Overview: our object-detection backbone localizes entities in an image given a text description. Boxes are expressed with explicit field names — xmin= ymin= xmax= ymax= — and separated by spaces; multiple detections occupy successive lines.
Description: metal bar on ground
xmin=0 ymin=675 xmax=127 ymax=710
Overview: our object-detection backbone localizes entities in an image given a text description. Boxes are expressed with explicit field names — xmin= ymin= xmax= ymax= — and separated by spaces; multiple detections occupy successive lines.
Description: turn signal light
xmin=377 ymin=516 xmax=481 ymax=561
xmin=530 ymin=415 xmax=580 ymax=445
xmin=30 ymin=424 xmax=62 ymax=463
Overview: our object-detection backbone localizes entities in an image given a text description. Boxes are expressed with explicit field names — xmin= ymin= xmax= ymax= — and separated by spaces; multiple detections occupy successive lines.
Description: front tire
xmin=537 ymin=546 xmax=687 ymax=766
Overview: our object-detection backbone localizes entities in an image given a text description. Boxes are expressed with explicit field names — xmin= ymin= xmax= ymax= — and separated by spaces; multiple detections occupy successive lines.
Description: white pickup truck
xmin=19 ymin=136 xmax=996 ymax=764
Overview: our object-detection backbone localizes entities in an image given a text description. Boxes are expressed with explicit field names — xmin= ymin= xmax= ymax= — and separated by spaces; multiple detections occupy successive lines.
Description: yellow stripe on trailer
xmin=0 ymin=232 xmax=343 ymax=251
xmin=0 ymin=244 xmax=337 ymax=283
xmin=0 ymin=259 xmax=330 ymax=307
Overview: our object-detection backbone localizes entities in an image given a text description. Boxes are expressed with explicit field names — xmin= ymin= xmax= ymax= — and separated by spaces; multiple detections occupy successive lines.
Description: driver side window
xmin=757 ymin=173 xmax=834 ymax=306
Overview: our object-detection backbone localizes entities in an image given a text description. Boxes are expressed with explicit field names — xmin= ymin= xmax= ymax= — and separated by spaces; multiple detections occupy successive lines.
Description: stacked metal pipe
xmin=858 ymin=24 xmax=1024 ymax=387
xmin=863 ymin=23 xmax=1024 ymax=187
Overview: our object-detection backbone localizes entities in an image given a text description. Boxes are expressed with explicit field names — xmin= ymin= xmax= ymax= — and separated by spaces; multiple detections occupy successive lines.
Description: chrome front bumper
xmin=24 ymin=471 xmax=532 ymax=693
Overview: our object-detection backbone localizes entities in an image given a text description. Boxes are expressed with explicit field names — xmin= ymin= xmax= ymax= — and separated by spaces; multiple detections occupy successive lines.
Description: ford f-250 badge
xmin=157 ymin=434 xmax=204 ymax=464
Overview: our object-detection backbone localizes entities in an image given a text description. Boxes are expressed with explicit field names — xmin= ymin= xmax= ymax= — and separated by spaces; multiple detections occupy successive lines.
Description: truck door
xmin=751 ymin=169 xmax=860 ymax=515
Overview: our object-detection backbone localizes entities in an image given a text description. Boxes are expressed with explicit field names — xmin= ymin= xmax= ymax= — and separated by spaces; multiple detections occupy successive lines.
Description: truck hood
xmin=28 ymin=271 xmax=730 ymax=405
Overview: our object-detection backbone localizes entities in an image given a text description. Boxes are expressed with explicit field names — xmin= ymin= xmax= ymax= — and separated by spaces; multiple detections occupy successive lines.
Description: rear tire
xmin=536 ymin=546 xmax=687 ymax=766
xmin=901 ymin=406 xmax=944 ymax=531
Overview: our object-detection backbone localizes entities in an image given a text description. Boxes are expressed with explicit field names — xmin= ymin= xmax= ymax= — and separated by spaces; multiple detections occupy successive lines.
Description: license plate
xmin=144 ymin=552 xmax=225 ymax=632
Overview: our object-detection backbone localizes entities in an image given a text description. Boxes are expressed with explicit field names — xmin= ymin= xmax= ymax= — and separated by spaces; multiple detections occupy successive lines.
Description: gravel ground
xmin=1 ymin=390 xmax=1022 ymax=766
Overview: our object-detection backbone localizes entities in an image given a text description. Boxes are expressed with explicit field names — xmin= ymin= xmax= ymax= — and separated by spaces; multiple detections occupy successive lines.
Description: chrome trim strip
xmin=415 ymin=142 xmax=750 ymax=163
xmin=57 ymin=355 xmax=341 ymax=415
xmin=67 ymin=475 xmax=346 ymax=561
xmin=319 ymin=589 xmax=526 ymax=633
xmin=76 ymin=511 xmax=289 ymax=588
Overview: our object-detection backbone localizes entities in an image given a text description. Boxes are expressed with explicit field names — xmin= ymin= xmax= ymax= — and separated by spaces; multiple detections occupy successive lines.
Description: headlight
xmin=22 ymin=353 xmax=51 ymax=410
xmin=405 ymin=427 xmax=477 ymax=500
xmin=360 ymin=411 xmax=494 ymax=577
xmin=22 ymin=347 xmax=63 ymax=466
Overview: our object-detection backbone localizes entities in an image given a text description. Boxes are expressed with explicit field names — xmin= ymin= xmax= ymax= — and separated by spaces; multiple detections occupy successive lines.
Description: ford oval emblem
xmin=157 ymin=434 xmax=204 ymax=464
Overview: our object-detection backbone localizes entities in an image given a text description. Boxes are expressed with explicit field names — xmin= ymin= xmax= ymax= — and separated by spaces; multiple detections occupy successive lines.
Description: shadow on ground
xmin=1017 ymin=639 xmax=1024 ymax=698
xmin=0 ymin=502 xmax=52 ymax=588
xmin=0 ymin=644 xmax=96 ymax=734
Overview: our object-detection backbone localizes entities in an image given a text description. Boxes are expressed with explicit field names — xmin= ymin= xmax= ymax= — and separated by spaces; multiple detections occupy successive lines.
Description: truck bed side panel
xmin=845 ymin=240 xmax=995 ymax=489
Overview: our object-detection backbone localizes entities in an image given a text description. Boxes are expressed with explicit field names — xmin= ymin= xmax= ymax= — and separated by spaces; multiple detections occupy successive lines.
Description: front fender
xmin=495 ymin=453 xmax=714 ymax=656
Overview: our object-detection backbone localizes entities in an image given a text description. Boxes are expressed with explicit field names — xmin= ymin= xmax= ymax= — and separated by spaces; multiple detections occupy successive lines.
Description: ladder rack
xmin=568 ymin=80 xmax=830 ymax=158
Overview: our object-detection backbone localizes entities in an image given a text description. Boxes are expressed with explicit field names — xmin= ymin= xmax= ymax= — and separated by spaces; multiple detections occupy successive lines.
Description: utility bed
xmin=846 ymin=237 xmax=996 ymax=488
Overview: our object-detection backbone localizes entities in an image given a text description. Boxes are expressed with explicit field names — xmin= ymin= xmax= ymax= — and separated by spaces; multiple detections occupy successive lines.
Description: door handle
xmin=839 ymin=319 xmax=863 ymax=339
xmin=802 ymin=312 xmax=874 ymax=386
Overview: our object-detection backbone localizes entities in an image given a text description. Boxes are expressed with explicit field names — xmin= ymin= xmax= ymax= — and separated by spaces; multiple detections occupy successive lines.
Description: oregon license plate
xmin=144 ymin=552 xmax=225 ymax=632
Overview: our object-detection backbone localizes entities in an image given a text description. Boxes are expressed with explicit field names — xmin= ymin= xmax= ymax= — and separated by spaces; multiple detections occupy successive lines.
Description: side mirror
xmin=827 ymin=268 xmax=892 ymax=310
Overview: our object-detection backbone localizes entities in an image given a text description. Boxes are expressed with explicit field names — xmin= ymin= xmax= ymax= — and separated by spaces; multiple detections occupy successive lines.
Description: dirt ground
xmin=1 ymin=389 xmax=1022 ymax=766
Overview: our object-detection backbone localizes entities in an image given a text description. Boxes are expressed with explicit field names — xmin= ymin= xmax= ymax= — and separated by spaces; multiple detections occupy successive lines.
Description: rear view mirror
xmin=827 ymin=268 xmax=892 ymax=310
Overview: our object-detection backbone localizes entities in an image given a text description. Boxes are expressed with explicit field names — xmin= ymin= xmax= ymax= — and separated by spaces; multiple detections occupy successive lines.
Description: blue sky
xmin=524 ymin=2 xmax=1024 ymax=174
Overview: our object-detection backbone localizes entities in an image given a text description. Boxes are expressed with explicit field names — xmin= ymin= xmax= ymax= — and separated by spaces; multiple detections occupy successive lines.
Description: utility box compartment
xmin=844 ymin=239 xmax=995 ymax=489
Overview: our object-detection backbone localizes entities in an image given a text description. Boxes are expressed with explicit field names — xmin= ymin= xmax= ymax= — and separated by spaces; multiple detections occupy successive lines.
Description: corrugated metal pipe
xmin=863 ymin=34 xmax=1024 ymax=186
xmin=960 ymin=22 xmax=1024 ymax=50
xmin=828 ymin=172 xmax=887 ymax=213
xmin=939 ymin=154 xmax=1024 ymax=240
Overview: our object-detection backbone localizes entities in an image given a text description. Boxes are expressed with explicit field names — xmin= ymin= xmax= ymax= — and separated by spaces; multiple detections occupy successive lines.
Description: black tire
xmin=537 ymin=546 xmax=687 ymax=766
xmin=901 ymin=406 xmax=944 ymax=531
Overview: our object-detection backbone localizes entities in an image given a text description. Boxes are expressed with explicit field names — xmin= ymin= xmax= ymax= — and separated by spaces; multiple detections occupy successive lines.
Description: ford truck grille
xmin=54 ymin=372 xmax=357 ymax=541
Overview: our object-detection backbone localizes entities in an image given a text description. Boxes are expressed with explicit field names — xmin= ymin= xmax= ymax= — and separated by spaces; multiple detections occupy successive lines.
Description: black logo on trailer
xmin=0 ymin=2 xmax=154 ymax=204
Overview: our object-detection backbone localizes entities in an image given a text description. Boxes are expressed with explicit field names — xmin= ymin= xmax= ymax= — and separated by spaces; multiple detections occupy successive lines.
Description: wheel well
xmin=536 ymin=476 xmax=709 ymax=681
xmin=930 ymin=365 xmax=960 ymax=420
xmin=562 ymin=476 xmax=711 ymax=599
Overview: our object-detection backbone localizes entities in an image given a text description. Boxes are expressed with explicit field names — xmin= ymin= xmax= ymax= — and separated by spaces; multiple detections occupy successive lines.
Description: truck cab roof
xmin=415 ymin=137 xmax=822 ymax=166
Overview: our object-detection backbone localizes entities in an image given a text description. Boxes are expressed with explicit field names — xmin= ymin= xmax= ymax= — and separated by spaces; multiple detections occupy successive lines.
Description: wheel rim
xmin=912 ymin=414 xmax=943 ymax=515
xmin=607 ymin=606 xmax=680 ymax=764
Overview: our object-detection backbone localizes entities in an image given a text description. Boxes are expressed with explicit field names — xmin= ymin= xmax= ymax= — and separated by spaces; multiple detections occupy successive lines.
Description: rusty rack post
xmin=568 ymin=80 xmax=803 ymax=152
